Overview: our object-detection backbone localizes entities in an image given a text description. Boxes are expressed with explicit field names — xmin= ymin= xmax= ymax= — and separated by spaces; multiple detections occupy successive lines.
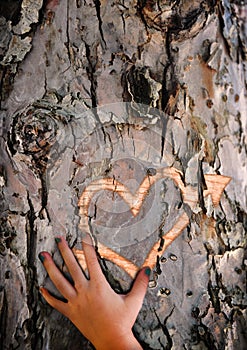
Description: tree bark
xmin=0 ymin=1 xmax=246 ymax=349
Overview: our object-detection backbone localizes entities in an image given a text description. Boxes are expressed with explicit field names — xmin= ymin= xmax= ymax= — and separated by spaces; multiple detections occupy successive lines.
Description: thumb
xmin=125 ymin=266 xmax=151 ymax=312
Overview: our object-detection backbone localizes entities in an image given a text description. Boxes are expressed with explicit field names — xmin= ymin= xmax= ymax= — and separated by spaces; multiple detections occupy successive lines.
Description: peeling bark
xmin=0 ymin=1 xmax=246 ymax=349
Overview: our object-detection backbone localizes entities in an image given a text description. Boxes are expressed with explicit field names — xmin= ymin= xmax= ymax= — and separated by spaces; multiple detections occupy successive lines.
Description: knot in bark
xmin=9 ymin=101 xmax=70 ymax=173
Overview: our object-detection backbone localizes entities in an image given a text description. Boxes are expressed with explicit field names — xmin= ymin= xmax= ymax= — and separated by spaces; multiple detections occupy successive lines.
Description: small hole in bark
xmin=234 ymin=267 xmax=242 ymax=274
xmin=222 ymin=94 xmax=227 ymax=102
xmin=5 ymin=271 xmax=11 ymax=279
xmin=146 ymin=167 xmax=157 ymax=176
xmin=169 ymin=253 xmax=178 ymax=261
xmin=206 ymin=99 xmax=213 ymax=108
xmin=159 ymin=287 xmax=171 ymax=296
xmin=148 ymin=280 xmax=157 ymax=288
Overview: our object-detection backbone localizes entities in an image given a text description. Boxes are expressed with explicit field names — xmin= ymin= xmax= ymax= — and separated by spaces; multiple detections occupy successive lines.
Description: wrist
xmin=94 ymin=332 xmax=142 ymax=350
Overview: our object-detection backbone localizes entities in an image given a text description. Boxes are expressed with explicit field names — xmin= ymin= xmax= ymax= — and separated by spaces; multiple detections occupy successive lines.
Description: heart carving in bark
xmin=74 ymin=167 xmax=231 ymax=278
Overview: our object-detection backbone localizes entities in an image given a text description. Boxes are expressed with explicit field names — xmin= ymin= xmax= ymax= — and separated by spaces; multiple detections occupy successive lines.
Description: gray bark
xmin=0 ymin=1 xmax=246 ymax=349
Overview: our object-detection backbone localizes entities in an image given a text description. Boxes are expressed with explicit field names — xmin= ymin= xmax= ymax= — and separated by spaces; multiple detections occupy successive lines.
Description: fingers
xmin=55 ymin=237 xmax=87 ymax=289
xmin=82 ymin=235 xmax=104 ymax=282
xmin=40 ymin=287 xmax=69 ymax=317
xmin=125 ymin=266 xmax=150 ymax=312
xmin=39 ymin=252 xmax=77 ymax=300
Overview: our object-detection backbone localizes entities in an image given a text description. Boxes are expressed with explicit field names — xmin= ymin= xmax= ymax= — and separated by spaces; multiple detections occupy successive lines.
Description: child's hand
xmin=39 ymin=236 xmax=150 ymax=350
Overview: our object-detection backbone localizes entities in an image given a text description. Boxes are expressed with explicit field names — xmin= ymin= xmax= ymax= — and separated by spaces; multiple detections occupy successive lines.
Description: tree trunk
xmin=0 ymin=1 xmax=246 ymax=349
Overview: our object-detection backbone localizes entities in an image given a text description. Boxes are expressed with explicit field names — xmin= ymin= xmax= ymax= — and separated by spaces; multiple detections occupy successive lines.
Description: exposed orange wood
xmin=74 ymin=169 xmax=231 ymax=278
xmin=74 ymin=241 xmax=139 ymax=278
xmin=204 ymin=174 xmax=231 ymax=206
xmin=78 ymin=167 xmax=184 ymax=232
xmin=143 ymin=212 xmax=190 ymax=271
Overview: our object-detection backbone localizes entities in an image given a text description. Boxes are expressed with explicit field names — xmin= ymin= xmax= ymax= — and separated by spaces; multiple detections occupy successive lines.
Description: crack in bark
xmin=161 ymin=28 xmax=180 ymax=114
xmin=25 ymin=193 xmax=42 ymax=349
xmin=154 ymin=306 xmax=175 ymax=350
xmin=84 ymin=43 xmax=98 ymax=108
xmin=160 ymin=115 xmax=168 ymax=160
xmin=65 ymin=0 xmax=72 ymax=67
xmin=197 ymin=158 xmax=207 ymax=214
xmin=94 ymin=0 xmax=106 ymax=48
xmin=0 ymin=289 xmax=8 ymax=348
xmin=26 ymin=192 xmax=36 ymax=267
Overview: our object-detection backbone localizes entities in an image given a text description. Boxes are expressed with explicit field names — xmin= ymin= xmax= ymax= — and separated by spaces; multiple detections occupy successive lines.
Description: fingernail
xmin=145 ymin=267 xmax=151 ymax=277
xmin=55 ymin=237 xmax=62 ymax=244
xmin=38 ymin=253 xmax=45 ymax=263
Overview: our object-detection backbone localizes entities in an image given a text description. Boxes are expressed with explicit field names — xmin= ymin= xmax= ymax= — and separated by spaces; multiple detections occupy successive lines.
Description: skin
xmin=39 ymin=236 xmax=150 ymax=350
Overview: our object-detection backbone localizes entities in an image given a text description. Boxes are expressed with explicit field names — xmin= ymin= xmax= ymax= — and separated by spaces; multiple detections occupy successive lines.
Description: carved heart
xmin=74 ymin=167 xmax=231 ymax=278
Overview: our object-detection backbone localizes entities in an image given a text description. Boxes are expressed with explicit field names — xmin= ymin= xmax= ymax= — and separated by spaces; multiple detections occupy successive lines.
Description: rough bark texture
xmin=0 ymin=1 xmax=246 ymax=349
